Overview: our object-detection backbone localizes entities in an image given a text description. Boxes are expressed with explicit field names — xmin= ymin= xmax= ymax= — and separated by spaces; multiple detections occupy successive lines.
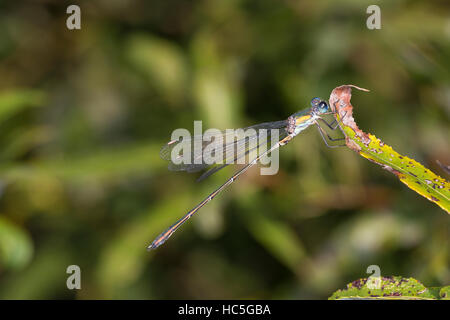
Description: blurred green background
xmin=0 ymin=0 xmax=448 ymax=299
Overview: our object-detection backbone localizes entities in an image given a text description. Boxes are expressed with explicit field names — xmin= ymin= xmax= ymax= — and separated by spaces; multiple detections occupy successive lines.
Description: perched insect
xmin=148 ymin=97 xmax=345 ymax=250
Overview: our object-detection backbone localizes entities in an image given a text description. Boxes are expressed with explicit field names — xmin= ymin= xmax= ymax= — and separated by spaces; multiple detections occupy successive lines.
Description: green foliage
xmin=245 ymin=211 xmax=307 ymax=273
xmin=0 ymin=1 xmax=448 ymax=299
xmin=0 ymin=89 xmax=46 ymax=125
xmin=438 ymin=286 xmax=450 ymax=300
xmin=0 ymin=143 xmax=163 ymax=181
xmin=0 ymin=216 xmax=33 ymax=270
xmin=126 ymin=34 xmax=188 ymax=106
xmin=330 ymin=276 xmax=448 ymax=300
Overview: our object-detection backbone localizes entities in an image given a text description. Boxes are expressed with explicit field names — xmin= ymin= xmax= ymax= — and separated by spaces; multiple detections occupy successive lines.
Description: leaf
xmin=0 ymin=89 xmax=46 ymax=125
xmin=0 ymin=143 xmax=163 ymax=182
xmin=329 ymin=85 xmax=450 ymax=213
xmin=439 ymin=286 xmax=450 ymax=300
xmin=0 ymin=244 xmax=71 ymax=299
xmin=329 ymin=276 xmax=444 ymax=300
xmin=126 ymin=34 xmax=187 ymax=105
xmin=245 ymin=213 xmax=306 ymax=273
xmin=0 ymin=216 xmax=33 ymax=270
xmin=236 ymin=192 xmax=308 ymax=274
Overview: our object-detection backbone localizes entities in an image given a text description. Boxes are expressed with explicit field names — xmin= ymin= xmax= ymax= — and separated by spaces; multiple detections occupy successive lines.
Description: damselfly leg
xmin=314 ymin=110 xmax=349 ymax=148
xmin=315 ymin=123 xmax=345 ymax=148
xmin=320 ymin=110 xmax=348 ymax=129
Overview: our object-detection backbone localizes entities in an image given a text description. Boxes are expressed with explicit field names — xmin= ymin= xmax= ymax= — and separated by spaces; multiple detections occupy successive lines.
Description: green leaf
xmin=245 ymin=213 xmax=306 ymax=272
xmin=439 ymin=286 xmax=450 ymax=300
xmin=329 ymin=85 xmax=450 ymax=213
xmin=0 ymin=216 xmax=33 ymax=270
xmin=0 ymin=143 xmax=163 ymax=182
xmin=236 ymin=191 xmax=308 ymax=274
xmin=329 ymin=276 xmax=444 ymax=300
xmin=126 ymin=34 xmax=187 ymax=105
xmin=0 ymin=89 xmax=46 ymax=124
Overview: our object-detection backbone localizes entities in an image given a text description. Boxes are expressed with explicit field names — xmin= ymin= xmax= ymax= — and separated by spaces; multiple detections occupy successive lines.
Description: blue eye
xmin=318 ymin=101 xmax=329 ymax=113
xmin=310 ymin=97 xmax=321 ymax=107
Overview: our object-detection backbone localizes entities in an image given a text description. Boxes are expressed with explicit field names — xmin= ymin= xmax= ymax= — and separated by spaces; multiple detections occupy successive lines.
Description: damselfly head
xmin=311 ymin=97 xmax=330 ymax=115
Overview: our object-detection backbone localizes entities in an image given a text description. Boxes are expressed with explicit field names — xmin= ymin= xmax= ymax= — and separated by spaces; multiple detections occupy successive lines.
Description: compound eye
xmin=310 ymin=97 xmax=321 ymax=107
xmin=318 ymin=101 xmax=329 ymax=113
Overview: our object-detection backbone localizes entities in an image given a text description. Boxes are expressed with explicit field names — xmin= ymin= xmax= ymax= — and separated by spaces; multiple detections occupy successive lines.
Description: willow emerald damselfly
xmin=148 ymin=97 xmax=345 ymax=250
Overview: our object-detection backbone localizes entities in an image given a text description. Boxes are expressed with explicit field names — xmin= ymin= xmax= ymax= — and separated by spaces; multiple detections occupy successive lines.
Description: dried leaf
xmin=329 ymin=85 xmax=450 ymax=213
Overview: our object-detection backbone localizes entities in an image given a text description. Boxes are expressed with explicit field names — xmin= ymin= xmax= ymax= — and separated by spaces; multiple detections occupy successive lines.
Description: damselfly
xmin=148 ymin=97 xmax=344 ymax=250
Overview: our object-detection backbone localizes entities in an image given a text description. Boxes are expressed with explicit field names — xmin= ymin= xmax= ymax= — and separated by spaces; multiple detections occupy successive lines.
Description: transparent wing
xmin=160 ymin=120 xmax=289 ymax=179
